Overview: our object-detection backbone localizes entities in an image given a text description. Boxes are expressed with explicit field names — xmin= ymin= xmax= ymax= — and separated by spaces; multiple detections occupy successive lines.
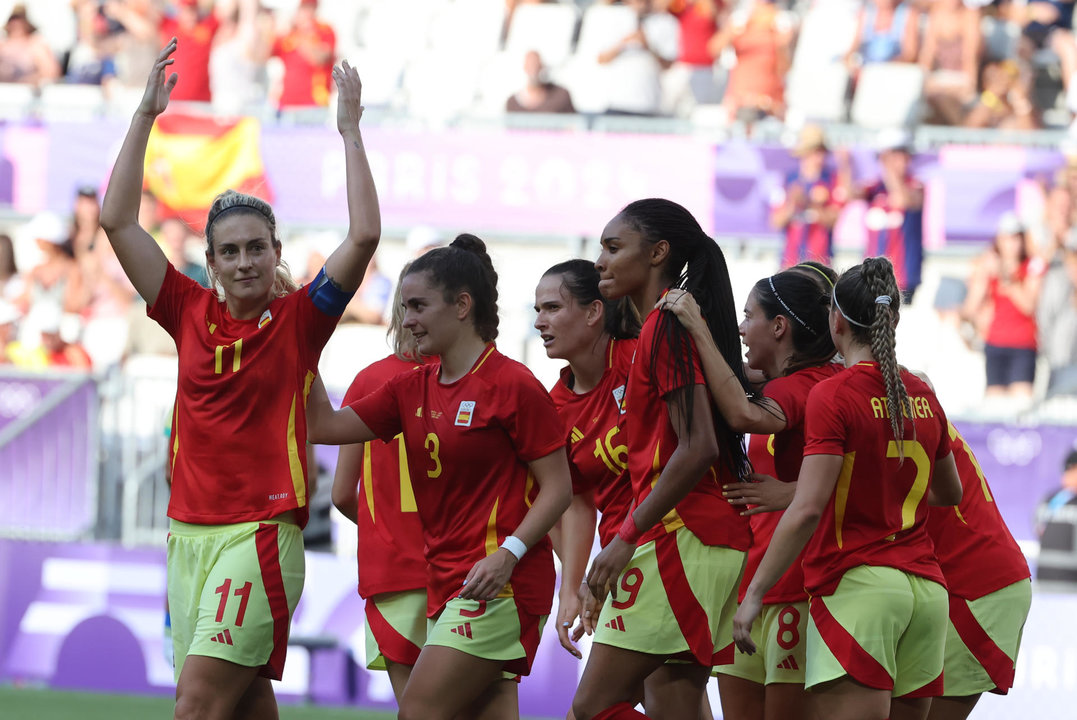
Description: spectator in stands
xmin=919 ymin=0 xmax=982 ymax=126
xmin=159 ymin=217 xmax=209 ymax=287
xmin=99 ymin=0 xmax=159 ymax=91
xmin=963 ymin=212 xmax=1046 ymax=400
xmin=159 ymin=0 xmax=219 ymax=104
xmin=0 ymin=300 xmax=16 ymax=364
xmin=1035 ymin=446 xmax=1077 ymax=584
xmin=708 ymin=0 xmax=792 ymax=123
xmin=67 ymin=0 xmax=119 ymax=88
xmin=1038 ymin=232 xmax=1077 ymax=397
xmin=209 ymin=0 xmax=273 ymax=116
xmin=506 ymin=50 xmax=575 ymax=113
xmin=17 ymin=213 xmax=85 ymax=343
xmin=343 ymin=255 xmax=391 ymax=325
xmin=845 ymin=0 xmax=921 ymax=76
xmin=664 ymin=0 xmax=725 ymax=111
xmin=1030 ymin=177 xmax=1074 ymax=260
xmin=272 ymin=0 xmax=336 ymax=110
xmin=35 ymin=305 xmax=92 ymax=370
xmin=0 ymin=3 xmax=61 ymax=85
xmin=964 ymin=58 xmax=1040 ymax=129
xmin=597 ymin=0 xmax=680 ymax=116
xmin=857 ymin=128 xmax=924 ymax=303
xmin=771 ymin=125 xmax=848 ymax=268
xmin=0 ymin=232 xmax=20 ymax=303
xmin=1015 ymin=1 xmax=1077 ymax=103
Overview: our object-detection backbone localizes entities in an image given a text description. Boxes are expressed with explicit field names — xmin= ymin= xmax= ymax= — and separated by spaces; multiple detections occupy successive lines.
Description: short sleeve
xmin=147 ymin=262 xmax=206 ymax=340
xmin=931 ymin=395 xmax=952 ymax=460
xmin=764 ymin=374 xmax=809 ymax=429
xmin=803 ymin=382 xmax=846 ymax=456
xmin=504 ymin=370 xmax=565 ymax=463
xmin=349 ymin=375 xmax=404 ymax=443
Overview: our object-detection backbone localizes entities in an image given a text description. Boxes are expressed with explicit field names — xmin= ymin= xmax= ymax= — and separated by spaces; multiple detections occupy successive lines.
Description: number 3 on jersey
xmin=425 ymin=432 xmax=442 ymax=478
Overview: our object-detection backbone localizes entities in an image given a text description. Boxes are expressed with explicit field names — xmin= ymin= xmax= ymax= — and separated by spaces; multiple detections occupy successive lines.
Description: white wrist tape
xmin=500 ymin=535 xmax=527 ymax=561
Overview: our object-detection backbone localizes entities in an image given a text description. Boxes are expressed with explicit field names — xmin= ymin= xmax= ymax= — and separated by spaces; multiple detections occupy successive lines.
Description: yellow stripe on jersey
xmin=833 ymin=452 xmax=856 ymax=549
xmin=524 ymin=469 xmax=535 ymax=508
xmin=471 ymin=345 xmax=497 ymax=374
xmin=607 ymin=338 xmax=615 ymax=369
xmin=648 ymin=441 xmax=684 ymax=534
xmin=363 ymin=443 xmax=375 ymax=522
xmin=397 ymin=433 xmax=417 ymax=513
xmin=484 ymin=498 xmax=514 ymax=598
xmin=285 ymin=392 xmax=307 ymax=507
xmin=171 ymin=403 xmax=179 ymax=477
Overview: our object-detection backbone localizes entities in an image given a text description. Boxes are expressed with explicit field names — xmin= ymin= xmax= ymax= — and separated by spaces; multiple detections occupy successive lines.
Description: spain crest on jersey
xmin=612 ymin=384 xmax=627 ymax=415
xmin=258 ymin=309 xmax=273 ymax=328
xmin=455 ymin=401 xmax=476 ymax=427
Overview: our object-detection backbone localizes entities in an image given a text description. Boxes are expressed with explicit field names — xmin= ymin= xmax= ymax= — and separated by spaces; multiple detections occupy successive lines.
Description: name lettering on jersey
xmin=869 ymin=395 xmax=934 ymax=420
xmin=612 ymin=384 xmax=627 ymax=415
xmin=258 ymin=309 xmax=273 ymax=329
xmin=570 ymin=427 xmax=584 ymax=443
xmin=205 ymin=317 xmax=217 ymax=334
xmin=455 ymin=401 xmax=476 ymax=427
xmin=268 ymin=492 xmax=289 ymax=501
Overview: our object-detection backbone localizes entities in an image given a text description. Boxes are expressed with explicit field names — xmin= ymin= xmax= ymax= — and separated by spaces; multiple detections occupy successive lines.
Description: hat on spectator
xmin=996 ymin=211 xmax=1024 ymax=236
xmin=792 ymin=125 xmax=828 ymax=157
xmin=875 ymin=127 xmax=912 ymax=154
xmin=1065 ymin=447 xmax=1077 ymax=471
xmin=0 ymin=300 xmax=18 ymax=327
xmin=26 ymin=212 xmax=68 ymax=245
xmin=406 ymin=225 xmax=444 ymax=255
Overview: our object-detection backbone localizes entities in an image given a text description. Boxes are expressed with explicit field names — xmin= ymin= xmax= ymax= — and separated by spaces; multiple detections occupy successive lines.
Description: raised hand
xmin=138 ymin=39 xmax=179 ymax=119
xmin=333 ymin=59 xmax=364 ymax=137
xmin=657 ymin=288 xmax=707 ymax=337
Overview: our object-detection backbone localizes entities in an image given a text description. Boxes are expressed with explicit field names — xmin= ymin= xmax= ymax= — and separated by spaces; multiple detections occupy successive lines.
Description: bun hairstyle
xmin=618 ymin=198 xmax=751 ymax=478
xmin=752 ymin=265 xmax=837 ymax=375
xmin=204 ymin=189 xmax=298 ymax=297
xmin=833 ymin=256 xmax=912 ymax=455
xmin=407 ymin=233 xmax=500 ymax=342
xmin=542 ymin=258 xmax=641 ymax=341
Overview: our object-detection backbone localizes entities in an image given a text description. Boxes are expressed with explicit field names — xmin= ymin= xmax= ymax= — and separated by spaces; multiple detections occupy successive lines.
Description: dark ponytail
xmin=833 ymin=257 xmax=911 ymax=456
xmin=407 ymin=233 xmax=499 ymax=342
xmin=751 ymin=266 xmax=837 ymax=376
xmin=543 ymin=258 xmax=641 ymax=340
xmin=618 ymin=198 xmax=751 ymax=478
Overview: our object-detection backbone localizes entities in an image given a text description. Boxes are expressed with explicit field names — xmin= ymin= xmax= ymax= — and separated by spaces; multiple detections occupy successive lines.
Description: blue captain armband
xmin=307 ymin=267 xmax=354 ymax=316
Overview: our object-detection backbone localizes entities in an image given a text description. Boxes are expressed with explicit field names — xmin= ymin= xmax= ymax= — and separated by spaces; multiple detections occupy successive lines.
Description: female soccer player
xmin=570 ymin=198 xmax=752 ymax=720
xmin=921 ymin=376 xmax=1031 ymax=720
xmin=100 ymin=40 xmax=380 ymax=720
xmin=307 ymin=235 xmax=572 ymax=720
xmin=733 ymin=257 xmax=964 ymax=720
xmin=332 ymin=265 xmax=428 ymax=702
xmin=660 ymin=261 xmax=839 ymax=720
xmin=534 ymin=259 xmax=638 ymax=661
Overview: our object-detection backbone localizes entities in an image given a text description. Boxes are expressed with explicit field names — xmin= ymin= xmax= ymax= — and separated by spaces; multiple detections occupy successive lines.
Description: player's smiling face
xmin=401 ymin=270 xmax=458 ymax=356
xmin=533 ymin=273 xmax=598 ymax=361
xmin=595 ymin=214 xmax=650 ymax=302
xmin=739 ymin=289 xmax=777 ymax=375
xmin=207 ymin=213 xmax=279 ymax=319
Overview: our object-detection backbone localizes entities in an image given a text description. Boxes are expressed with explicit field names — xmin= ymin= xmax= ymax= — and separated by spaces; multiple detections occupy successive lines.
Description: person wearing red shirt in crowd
xmin=919 ymin=379 xmax=1031 ymax=720
xmin=159 ymin=0 xmax=219 ymax=103
xmin=307 ymin=236 xmax=572 ymax=720
xmin=272 ymin=0 xmax=335 ymax=109
xmin=100 ymin=40 xmax=381 ymax=720
xmin=665 ymin=0 xmax=725 ymax=107
xmin=660 ymin=261 xmax=840 ymax=720
xmin=570 ymin=199 xmax=752 ymax=720
xmin=859 ymin=128 xmax=925 ymax=303
xmin=534 ymin=259 xmax=639 ymax=665
xmin=331 ymin=265 xmax=429 ymax=704
xmin=772 ymin=127 xmax=848 ymax=269
xmin=733 ymin=257 xmax=963 ymax=720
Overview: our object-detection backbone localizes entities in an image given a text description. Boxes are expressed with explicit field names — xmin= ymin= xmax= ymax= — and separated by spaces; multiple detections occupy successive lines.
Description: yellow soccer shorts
xmin=425 ymin=596 xmax=547 ymax=677
xmin=364 ymin=588 xmax=428 ymax=670
xmin=718 ymin=601 xmax=808 ymax=685
xmin=805 ymin=565 xmax=948 ymax=697
xmin=941 ymin=579 xmax=1031 ymax=697
xmin=592 ymin=528 xmax=746 ymax=667
xmin=167 ymin=518 xmax=304 ymax=681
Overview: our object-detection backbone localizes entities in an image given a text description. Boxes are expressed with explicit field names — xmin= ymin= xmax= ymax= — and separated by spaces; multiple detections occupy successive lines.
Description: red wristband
xmin=618 ymin=514 xmax=643 ymax=545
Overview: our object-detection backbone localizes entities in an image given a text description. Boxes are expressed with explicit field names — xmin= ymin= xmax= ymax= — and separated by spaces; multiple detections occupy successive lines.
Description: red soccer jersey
xmin=549 ymin=338 xmax=636 ymax=547
xmin=272 ymin=23 xmax=336 ymax=108
xmin=160 ymin=15 xmax=219 ymax=102
xmin=802 ymin=363 xmax=951 ymax=596
xmin=149 ymin=263 xmax=338 ymax=527
xmin=342 ymin=354 xmax=429 ymax=598
xmin=925 ymin=421 xmax=1030 ymax=600
xmin=739 ymin=363 xmax=844 ymax=603
xmin=350 ymin=345 xmax=565 ymax=617
xmin=626 ymin=309 xmax=751 ymax=549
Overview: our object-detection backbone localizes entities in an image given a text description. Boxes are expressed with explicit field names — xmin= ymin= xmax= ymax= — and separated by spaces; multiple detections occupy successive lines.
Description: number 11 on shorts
xmin=215 ymin=578 xmax=253 ymax=626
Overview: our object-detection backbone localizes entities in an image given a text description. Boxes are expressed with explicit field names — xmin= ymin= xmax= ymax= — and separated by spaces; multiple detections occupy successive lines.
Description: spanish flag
xmin=143 ymin=113 xmax=273 ymax=231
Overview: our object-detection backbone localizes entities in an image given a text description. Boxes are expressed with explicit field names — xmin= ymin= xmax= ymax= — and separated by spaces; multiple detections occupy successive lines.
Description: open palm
xmin=334 ymin=59 xmax=364 ymax=135
xmin=138 ymin=38 xmax=179 ymax=118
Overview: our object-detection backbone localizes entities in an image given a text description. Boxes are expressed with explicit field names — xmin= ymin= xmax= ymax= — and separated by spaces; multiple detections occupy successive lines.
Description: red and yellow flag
xmin=144 ymin=113 xmax=273 ymax=231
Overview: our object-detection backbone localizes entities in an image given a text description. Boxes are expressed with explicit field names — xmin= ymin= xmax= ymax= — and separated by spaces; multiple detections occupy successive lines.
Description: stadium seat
xmin=402 ymin=50 xmax=485 ymax=125
xmin=785 ymin=0 xmax=859 ymax=124
xmin=982 ymin=15 xmax=1021 ymax=61
xmin=786 ymin=63 xmax=850 ymax=124
xmin=557 ymin=4 xmax=639 ymax=115
xmin=428 ymin=0 xmax=505 ymax=62
xmin=38 ymin=83 xmax=105 ymax=122
xmin=473 ymin=52 xmax=527 ymax=117
xmin=850 ymin=63 xmax=925 ymax=129
xmin=358 ymin=0 xmax=438 ymax=58
xmin=24 ymin=0 xmax=76 ymax=61
xmin=0 ymin=83 xmax=35 ymax=121
xmin=504 ymin=3 xmax=580 ymax=67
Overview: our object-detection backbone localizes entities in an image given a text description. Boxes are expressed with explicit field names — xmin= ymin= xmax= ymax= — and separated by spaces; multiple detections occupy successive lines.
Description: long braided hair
xmin=618 ymin=198 xmax=751 ymax=478
xmin=832 ymin=256 xmax=912 ymax=457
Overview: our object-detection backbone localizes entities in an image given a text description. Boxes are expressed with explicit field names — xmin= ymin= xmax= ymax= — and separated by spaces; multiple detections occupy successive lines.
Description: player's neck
xmin=842 ymin=344 xmax=875 ymax=367
xmin=567 ymin=335 xmax=609 ymax=394
xmin=437 ymin=334 xmax=490 ymax=384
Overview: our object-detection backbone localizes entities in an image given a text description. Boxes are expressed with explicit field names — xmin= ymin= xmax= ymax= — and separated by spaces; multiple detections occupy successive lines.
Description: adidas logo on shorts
xmin=209 ymin=629 xmax=234 ymax=646
xmin=604 ymin=615 xmax=626 ymax=632
xmin=450 ymin=622 xmax=474 ymax=639
xmin=777 ymin=654 xmax=799 ymax=671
